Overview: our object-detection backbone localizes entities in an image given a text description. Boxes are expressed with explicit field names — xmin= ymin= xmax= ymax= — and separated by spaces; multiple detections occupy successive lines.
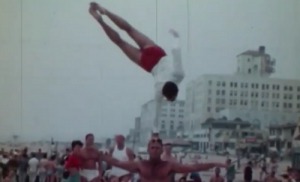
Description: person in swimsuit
xmin=65 ymin=140 xmax=83 ymax=182
xmin=38 ymin=154 xmax=48 ymax=182
xmin=210 ymin=167 xmax=224 ymax=182
xmin=89 ymin=2 xmax=184 ymax=102
xmin=45 ymin=155 xmax=57 ymax=182
xmin=88 ymin=2 xmax=185 ymax=129
xmin=101 ymin=136 xmax=227 ymax=182
xmin=80 ymin=133 xmax=103 ymax=182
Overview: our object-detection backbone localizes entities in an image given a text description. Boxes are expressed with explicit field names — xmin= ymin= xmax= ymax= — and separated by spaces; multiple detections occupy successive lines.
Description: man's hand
xmin=169 ymin=29 xmax=179 ymax=38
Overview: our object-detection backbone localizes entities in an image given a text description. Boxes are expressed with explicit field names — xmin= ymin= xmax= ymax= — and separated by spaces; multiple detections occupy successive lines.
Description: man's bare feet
xmin=89 ymin=3 xmax=102 ymax=21
xmin=96 ymin=4 xmax=107 ymax=15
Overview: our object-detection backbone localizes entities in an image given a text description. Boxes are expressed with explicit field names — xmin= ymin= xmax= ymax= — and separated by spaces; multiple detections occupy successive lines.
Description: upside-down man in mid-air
xmin=89 ymin=2 xmax=185 ymax=128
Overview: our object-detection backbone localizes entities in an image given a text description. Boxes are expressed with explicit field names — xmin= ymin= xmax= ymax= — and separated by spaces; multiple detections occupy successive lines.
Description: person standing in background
xmin=28 ymin=153 xmax=39 ymax=182
xmin=226 ymin=159 xmax=235 ymax=182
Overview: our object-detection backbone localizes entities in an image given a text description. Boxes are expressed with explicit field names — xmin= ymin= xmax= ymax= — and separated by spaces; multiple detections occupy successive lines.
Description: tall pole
xmin=237 ymin=124 xmax=241 ymax=169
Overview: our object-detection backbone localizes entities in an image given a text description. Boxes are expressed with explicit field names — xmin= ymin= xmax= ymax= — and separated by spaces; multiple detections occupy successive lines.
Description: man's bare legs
xmin=95 ymin=3 xmax=156 ymax=49
xmin=89 ymin=3 xmax=141 ymax=65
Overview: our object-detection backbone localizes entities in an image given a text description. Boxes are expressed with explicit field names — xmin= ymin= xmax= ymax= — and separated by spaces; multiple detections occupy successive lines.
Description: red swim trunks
xmin=140 ymin=46 xmax=166 ymax=72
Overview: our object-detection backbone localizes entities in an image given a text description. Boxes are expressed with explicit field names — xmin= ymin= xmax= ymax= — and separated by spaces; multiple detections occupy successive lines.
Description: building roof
xmin=203 ymin=118 xmax=251 ymax=125
xmin=269 ymin=122 xmax=297 ymax=129
xmin=238 ymin=50 xmax=270 ymax=57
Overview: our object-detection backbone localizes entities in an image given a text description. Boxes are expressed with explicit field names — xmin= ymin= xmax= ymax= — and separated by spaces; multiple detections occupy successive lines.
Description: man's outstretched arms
xmin=101 ymin=153 xmax=139 ymax=173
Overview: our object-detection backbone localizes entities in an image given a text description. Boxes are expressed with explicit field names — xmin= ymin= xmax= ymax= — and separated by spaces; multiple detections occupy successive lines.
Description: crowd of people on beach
xmin=1 ymin=132 xmax=300 ymax=182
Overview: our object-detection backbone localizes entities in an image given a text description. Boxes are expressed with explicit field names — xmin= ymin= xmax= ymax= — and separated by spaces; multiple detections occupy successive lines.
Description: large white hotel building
xmin=185 ymin=46 xmax=300 ymax=129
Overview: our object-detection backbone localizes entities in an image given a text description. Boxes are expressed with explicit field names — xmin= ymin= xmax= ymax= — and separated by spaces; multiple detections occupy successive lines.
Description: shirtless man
xmin=80 ymin=133 xmax=102 ymax=182
xmin=161 ymin=142 xmax=177 ymax=182
xmin=109 ymin=135 xmax=135 ymax=182
xmin=210 ymin=167 xmax=225 ymax=182
xmin=264 ymin=171 xmax=278 ymax=182
xmin=101 ymin=136 xmax=226 ymax=182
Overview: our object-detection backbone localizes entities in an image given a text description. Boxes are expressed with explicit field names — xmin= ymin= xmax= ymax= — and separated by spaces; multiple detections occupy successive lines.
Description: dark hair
xmin=85 ymin=133 xmax=94 ymax=140
xmin=71 ymin=140 xmax=83 ymax=149
xmin=43 ymin=153 xmax=47 ymax=159
xmin=162 ymin=81 xmax=178 ymax=100
xmin=31 ymin=153 xmax=36 ymax=158
xmin=50 ymin=155 xmax=56 ymax=161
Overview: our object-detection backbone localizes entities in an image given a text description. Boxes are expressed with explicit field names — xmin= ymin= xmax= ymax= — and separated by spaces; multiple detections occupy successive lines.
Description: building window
xmin=289 ymin=86 xmax=293 ymax=91
xmin=161 ymin=124 xmax=165 ymax=129
xmin=298 ymin=86 xmax=300 ymax=92
xmin=221 ymin=99 xmax=226 ymax=104
xmin=208 ymin=80 xmax=212 ymax=86
xmin=208 ymin=89 xmax=212 ymax=95
xmin=221 ymin=90 xmax=226 ymax=95
xmin=245 ymin=83 xmax=248 ymax=88
xmin=170 ymin=114 xmax=175 ymax=117
xmin=171 ymin=109 xmax=176 ymax=112
xmin=217 ymin=81 xmax=221 ymax=86
xmin=178 ymin=114 xmax=184 ymax=118
xmin=208 ymin=98 xmax=211 ymax=103
xmin=297 ymin=95 xmax=300 ymax=100
xmin=248 ymin=69 xmax=252 ymax=73
xmin=216 ymin=107 xmax=222 ymax=112
xmin=207 ymin=107 xmax=211 ymax=112
xmin=284 ymin=86 xmax=288 ymax=91
xmin=222 ymin=82 xmax=226 ymax=87
xmin=297 ymin=104 xmax=300 ymax=109
xmin=266 ymin=84 xmax=269 ymax=90
xmin=170 ymin=125 xmax=174 ymax=130
xmin=216 ymin=90 xmax=220 ymax=95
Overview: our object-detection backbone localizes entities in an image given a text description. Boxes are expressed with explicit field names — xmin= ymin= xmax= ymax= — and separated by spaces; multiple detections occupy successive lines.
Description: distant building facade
xmin=186 ymin=118 xmax=265 ymax=153
xmin=185 ymin=46 xmax=300 ymax=129
xmin=269 ymin=122 xmax=297 ymax=153
xmin=138 ymin=100 xmax=185 ymax=145
xmin=218 ymin=108 xmax=300 ymax=129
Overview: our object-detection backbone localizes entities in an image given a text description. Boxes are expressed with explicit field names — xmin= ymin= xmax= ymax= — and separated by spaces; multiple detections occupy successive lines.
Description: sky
xmin=0 ymin=0 xmax=299 ymax=141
